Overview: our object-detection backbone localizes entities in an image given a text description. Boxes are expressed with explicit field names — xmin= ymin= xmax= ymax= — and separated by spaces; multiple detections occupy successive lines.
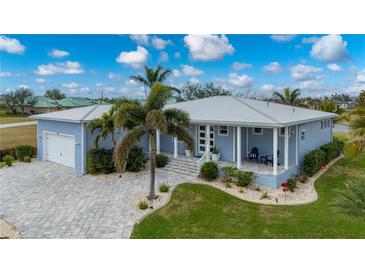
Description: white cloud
xmin=184 ymin=34 xmax=234 ymax=61
xmin=291 ymin=64 xmax=323 ymax=81
xmin=151 ymin=36 xmax=173 ymax=50
xmin=327 ymin=63 xmax=342 ymax=72
xmin=262 ymin=61 xmax=282 ymax=74
xmin=172 ymin=69 xmax=181 ymax=77
xmin=174 ymin=52 xmax=181 ymax=58
xmin=48 ymin=49 xmax=70 ymax=58
xmin=96 ymin=83 xmax=103 ymax=88
xmin=228 ymin=73 xmax=253 ymax=88
xmin=35 ymin=78 xmax=46 ymax=83
xmin=0 ymin=35 xmax=25 ymax=54
xmin=302 ymin=36 xmax=320 ymax=44
xmin=62 ymin=82 xmax=79 ymax=89
xmin=260 ymin=84 xmax=276 ymax=92
xmin=35 ymin=61 xmax=84 ymax=75
xmin=158 ymin=51 xmax=169 ymax=62
xmin=232 ymin=62 xmax=252 ymax=71
xmin=0 ymin=71 xmax=21 ymax=77
xmin=189 ymin=77 xmax=200 ymax=84
xmin=80 ymin=87 xmax=90 ymax=93
xmin=310 ymin=34 xmax=349 ymax=62
xmin=354 ymin=69 xmax=365 ymax=84
xmin=108 ymin=72 xmax=121 ymax=80
xmin=181 ymin=64 xmax=203 ymax=76
xmin=104 ymin=86 xmax=116 ymax=93
xmin=129 ymin=34 xmax=149 ymax=45
xmin=125 ymin=79 xmax=139 ymax=86
xmin=270 ymin=35 xmax=296 ymax=42
xmin=18 ymin=84 xmax=29 ymax=89
xmin=115 ymin=46 xmax=148 ymax=68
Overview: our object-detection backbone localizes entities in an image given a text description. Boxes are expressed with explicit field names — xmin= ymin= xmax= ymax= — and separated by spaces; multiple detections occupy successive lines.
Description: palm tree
xmin=113 ymin=83 xmax=194 ymax=200
xmin=335 ymin=180 xmax=365 ymax=217
xmin=87 ymin=107 xmax=117 ymax=149
xmin=273 ymin=87 xmax=301 ymax=106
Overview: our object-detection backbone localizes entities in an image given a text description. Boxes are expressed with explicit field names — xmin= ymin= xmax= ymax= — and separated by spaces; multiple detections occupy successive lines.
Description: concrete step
xmin=167 ymin=161 xmax=198 ymax=169
xmin=162 ymin=166 xmax=198 ymax=177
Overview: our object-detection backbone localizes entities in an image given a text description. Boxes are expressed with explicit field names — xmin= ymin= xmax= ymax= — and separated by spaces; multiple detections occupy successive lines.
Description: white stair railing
xmin=196 ymin=152 xmax=209 ymax=174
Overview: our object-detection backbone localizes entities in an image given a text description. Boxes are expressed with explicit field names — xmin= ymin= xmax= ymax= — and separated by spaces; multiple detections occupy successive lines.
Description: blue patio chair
xmin=266 ymin=150 xmax=280 ymax=166
xmin=248 ymin=147 xmax=259 ymax=162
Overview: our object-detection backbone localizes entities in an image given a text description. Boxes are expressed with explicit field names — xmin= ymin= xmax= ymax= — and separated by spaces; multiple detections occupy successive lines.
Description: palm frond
xmin=145 ymin=83 xmax=172 ymax=111
xmin=114 ymin=101 xmax=145 ymax=130
xmin=164 ymin=108 xmax=191 ymax=128
xmin=166 ymin=124 xmax=194 ymax=152
xmin=114 ymin=125 xmax=146 ymax=172
xmin=130 ymin=75 xmax=149 ymax=87
xmin=145 ymin=109 xmax=167 ymax=132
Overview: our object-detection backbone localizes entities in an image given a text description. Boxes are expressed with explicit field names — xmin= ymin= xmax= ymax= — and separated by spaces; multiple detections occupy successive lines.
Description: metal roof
xmin=56 ymin=97 xmax=96 ymax=107
xmin=165 ymin=96 xmax=336 ymax=127
xmin=31 ymin=104 xmax=113 ymax=123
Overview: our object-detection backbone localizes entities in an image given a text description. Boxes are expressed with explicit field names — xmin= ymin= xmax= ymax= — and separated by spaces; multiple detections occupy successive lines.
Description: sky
xmin=0 ymin=34 xmax=364 ymax=99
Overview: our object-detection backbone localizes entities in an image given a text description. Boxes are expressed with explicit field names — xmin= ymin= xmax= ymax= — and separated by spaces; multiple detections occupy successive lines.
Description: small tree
xmin=1 ymin=91 xmax=18 ymax=114
xmin=15 ymin=88 xmax=36 ymax=114
xmin=273 ymin=87 xmax=301 ymax=106
xmin=44 ymin=88 xmax=65 ymax=100
xmin=180 ymin=82 xmax=232 ymax=101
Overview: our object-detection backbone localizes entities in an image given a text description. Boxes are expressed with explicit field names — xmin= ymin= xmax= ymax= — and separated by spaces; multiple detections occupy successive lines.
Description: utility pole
xmin=100 ymin=90 xmax=103 ymax=104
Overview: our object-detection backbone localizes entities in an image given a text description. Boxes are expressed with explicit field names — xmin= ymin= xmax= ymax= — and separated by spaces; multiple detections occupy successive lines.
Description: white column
xmin=273 ymin=128 xmax=278 ymax=175
xmin=237 ymin=126 xmax=241 ymax=169
xmin=206 ymin=124 xmax=210 ymax=161
xmin=156 ymin=129 xmax=160 ymax=154
xmin=246 ymin=128 xmax=249 ymax=157
xmin=284 ymin=127 xmax=289 ymax=170
xmin=173 ymin=136 xmax=178 ymax=158
xmin=295 ymin=125 xmax=299 ymax=166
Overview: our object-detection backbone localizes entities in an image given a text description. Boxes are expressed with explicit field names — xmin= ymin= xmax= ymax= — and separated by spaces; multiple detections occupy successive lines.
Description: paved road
xmin=0 ymin=121 xmax=37 ymax=129
xmin=0 ymin=161 xmax=192 ymax=239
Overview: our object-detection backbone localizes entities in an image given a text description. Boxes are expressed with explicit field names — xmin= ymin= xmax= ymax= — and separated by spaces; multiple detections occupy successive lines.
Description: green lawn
xmin=131 ymin=153 xmax=365 ymax=239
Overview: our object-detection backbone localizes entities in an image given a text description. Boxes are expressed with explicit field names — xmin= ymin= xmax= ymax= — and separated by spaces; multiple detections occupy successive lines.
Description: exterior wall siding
xmin=37 ymin=120 xmax=83 ymax=173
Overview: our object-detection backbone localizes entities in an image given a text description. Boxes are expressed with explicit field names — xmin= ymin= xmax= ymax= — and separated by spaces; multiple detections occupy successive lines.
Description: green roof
xmin=33 ymin=96 xmax=59 ymax=108
xmin=57 ymin=97 xmax=96 ymax=107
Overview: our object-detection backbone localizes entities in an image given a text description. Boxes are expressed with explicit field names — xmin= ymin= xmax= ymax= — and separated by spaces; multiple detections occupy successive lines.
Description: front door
xmin=198 ymin=125 xmax=215 ymax=155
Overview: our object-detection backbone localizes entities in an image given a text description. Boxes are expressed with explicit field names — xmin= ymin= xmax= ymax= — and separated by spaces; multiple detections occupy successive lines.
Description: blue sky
xmin=0 ymin=34 xmax=364 ymax=98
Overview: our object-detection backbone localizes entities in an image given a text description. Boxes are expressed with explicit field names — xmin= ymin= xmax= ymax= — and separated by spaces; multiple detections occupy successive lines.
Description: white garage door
xmin=44 ymin=132 xmax=75 ymax=168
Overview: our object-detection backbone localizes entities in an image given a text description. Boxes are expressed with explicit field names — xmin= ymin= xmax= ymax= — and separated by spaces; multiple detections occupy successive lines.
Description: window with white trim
xmin=218 ymin=126 xmax=229 ymax=136
xmin=279 ymin=127 xmax=292 ymax=137
xmin=252 ymin=127 xmax=263 ymax=135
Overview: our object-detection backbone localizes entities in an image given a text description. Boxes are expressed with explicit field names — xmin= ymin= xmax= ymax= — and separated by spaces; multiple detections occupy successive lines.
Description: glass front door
xmin=198 ymin=125 xmax=215 ymax=155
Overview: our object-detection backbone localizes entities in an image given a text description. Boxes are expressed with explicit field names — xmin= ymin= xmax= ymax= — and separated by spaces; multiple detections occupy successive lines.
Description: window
xmin=218 ymin=126 xmax=229 ymax=136
xmin=252 ymin=127 xmax=263 ymax=135
xmin=321 ymin=121 xmax=324 ymax=129
xmin=279 ymin=127 xmax=292 ymax=137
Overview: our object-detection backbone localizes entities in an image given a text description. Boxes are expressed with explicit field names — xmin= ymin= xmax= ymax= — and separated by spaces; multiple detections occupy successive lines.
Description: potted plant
xmin=185 ymin=149 xmax=192 ymax=157
xmin=211 ymin=146 xmax=220 ymax=161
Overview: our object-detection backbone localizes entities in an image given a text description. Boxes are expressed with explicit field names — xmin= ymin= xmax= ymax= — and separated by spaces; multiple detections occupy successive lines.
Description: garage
xmin=44 ymin=132 xmax=75 ymax=168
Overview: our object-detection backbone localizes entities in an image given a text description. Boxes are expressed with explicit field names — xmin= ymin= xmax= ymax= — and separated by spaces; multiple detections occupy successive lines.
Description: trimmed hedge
xmin=156 ymin=154 xmax=169 ymax=168
xmin=304 ymin=139 xmax=344 ymax=177
xmin=200 ymin=162 xmax=219 ymax=181
xmin=0 ymin=146 xmax=36 ymax=161
xmin=87 ymin=148 xmax=114 ymax=174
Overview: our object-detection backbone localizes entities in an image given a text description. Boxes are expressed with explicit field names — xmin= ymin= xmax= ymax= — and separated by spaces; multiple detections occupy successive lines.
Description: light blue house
xmin=32 ymin=96 xmax=336 ymax=188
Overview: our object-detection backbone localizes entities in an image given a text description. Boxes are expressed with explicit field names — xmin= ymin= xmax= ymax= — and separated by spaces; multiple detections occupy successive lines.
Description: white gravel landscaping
xmin=0 ymin=219 xmax=21 ymax=239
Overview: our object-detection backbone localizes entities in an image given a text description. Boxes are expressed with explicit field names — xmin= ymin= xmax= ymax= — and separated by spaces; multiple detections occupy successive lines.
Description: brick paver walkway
xmin=0 ymin=161 xmax=191 ymax=238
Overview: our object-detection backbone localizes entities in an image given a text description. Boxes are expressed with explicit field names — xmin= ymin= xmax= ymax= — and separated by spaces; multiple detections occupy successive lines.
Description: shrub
xmin=304 ymin=149 xmax=326 ymax=176
xmin=15 ymin=144 xmax=33 ymax=161
xmin=156 ymin=154 xmax=169 ymax=168
xmin=320 ymin=139 xmax=344 ymax=163
xmin=87 ymin=148 xmax=114 ymax=174
xmin=159 ymin=182 xmax=170 ymax=193
xmin=334 ymin=180 xmax=365 ymax=217
xmin=200 ymin=161 xmax=219 ymax=181
xmin=126 ymin=147 xmax=146 ymax=172
xmin=220 ymin=165 xmax=237 ymax=183
xmin=260 ymin=191 xmax=270 ymax=200
xmin=3 ymin=155 xmax=14 ymax=166
xmin=23 ymin=156 xmax=32 ymax=163
xmin=233 ymin=170 xmax=255 ymax=187
xmin=287 ymin=176 xmax=298 ymax=192
xmin=298 ymin=174 xmax=308 ymax=183
xmin=0 ymin=146 xmax=37 ymax=162
xmin=138 ymin=200 xmax=149 ymax=210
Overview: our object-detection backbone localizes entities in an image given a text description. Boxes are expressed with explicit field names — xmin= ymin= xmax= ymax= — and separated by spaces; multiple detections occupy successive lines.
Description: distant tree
xmin=1 ymin=91 xmax=18 ymax=114
xmin=15 ymin=88 xmax=36 ymax=114
xmin=320 ymin=100 xmax=338 ymax=113
xmin=44 ymin=88 xmax=65 ymax=100
xmin=273 ymin=87 xmax=301 ymax=106
xmin=179 ymin=82 xmax=232 ymax=101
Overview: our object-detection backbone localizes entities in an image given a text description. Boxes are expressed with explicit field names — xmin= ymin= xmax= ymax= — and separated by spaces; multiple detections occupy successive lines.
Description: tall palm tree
xmin=130 ymin=65 xmax=180 ymax=99
xmin=87 ymin=107 xmax=117 ymax=149
xmin=114 ymin=83 xmax=194 ymax=200
xmin=273 ymin=87 xmax=301 ymax=106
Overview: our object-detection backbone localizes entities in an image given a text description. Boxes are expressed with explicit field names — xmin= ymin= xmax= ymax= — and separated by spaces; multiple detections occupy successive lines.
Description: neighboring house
xmin=57 ymin=97 xmax=96 ymax=109
xmin=31 ymin=96 xmax=336 ymax=188
xmin=20 ymin=96 xmax=59 ymax=114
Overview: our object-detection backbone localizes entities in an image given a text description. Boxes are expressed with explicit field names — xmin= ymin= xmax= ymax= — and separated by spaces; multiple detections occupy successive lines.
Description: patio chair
xmin=266 ymin=150 xmax=280 ymax=166
xmin=248 ymin=147 xmax=259 ymax=162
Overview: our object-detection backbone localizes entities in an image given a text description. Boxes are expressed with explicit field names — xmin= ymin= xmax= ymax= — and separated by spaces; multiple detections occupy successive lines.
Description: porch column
xmin=173 ymin=136 xmax=178 ymax=158
xmin=205 ymin=124 xmax=210 ymax=160
xmin=284 ymin=127 xmax=289 ymax=170
xmin=237 ymin=126 xmax=241 ymax=169
xmin=156 ymin=129 xmax=160 ymax=154
xmin=273 ymin=128 xmax=278 ymax=175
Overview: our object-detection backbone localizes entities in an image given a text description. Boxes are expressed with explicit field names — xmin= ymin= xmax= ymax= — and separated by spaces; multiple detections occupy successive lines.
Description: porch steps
xmin=162 ymin=157 xmax=199 ymax=177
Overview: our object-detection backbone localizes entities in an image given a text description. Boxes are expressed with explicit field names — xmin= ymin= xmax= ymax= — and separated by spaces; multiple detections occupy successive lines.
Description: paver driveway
xmin=0 ymin=161 xmax=192 ymax=239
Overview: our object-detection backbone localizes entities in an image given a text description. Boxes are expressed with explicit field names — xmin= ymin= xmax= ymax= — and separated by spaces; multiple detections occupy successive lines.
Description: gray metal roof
xmin=166 ymin=96 xmax=336 ymax=127
xmin=31 ymin=104 xmax=113 ymax=123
